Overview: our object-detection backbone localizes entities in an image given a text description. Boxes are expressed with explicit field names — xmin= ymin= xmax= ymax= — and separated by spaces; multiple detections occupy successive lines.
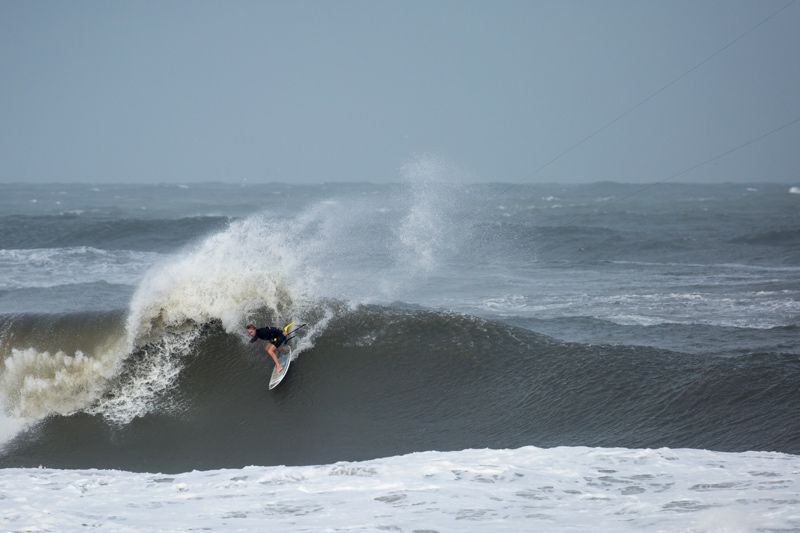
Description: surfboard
xmin=269 ymin=347 xmax=292 ymax=390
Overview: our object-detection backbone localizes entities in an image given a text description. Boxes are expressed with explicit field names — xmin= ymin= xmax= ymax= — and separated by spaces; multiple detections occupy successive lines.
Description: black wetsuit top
xmin=250 ymin=326 xmax=286 ymax=347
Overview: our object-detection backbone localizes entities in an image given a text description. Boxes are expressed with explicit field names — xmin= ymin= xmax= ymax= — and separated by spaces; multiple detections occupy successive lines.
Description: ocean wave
xmin=2 ymin=179 xmax=798 ymax=471
xmin=0 ymin=214 xmax=231 ymax=252
xmin=0 ymin=247 xmax=163 ymax=289
xmin=605 ymin=259 xmax=800 ymax=272
xmin=2 ymin=305 xmax=798 ymax=472
xmin=478 ymin=289 xmax=800 ymax=329
xmin=0 ymin=171 xmax=465 ymax=446
xmin=730 ymin=228 xmax=800 ymax=247
xmin=0 ymin=209 xmax=318 ymax=444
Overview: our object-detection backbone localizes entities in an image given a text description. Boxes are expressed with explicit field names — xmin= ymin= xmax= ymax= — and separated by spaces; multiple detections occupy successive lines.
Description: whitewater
xmin=4 ymin=447 xmax=799 ymax=532
xmin=1 ymin=176 xmax=799 ymax=531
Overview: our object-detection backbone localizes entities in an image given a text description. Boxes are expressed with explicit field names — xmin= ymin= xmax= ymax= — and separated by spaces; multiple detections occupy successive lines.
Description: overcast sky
xmin=1 ymin=0 xmax=798 ymax=184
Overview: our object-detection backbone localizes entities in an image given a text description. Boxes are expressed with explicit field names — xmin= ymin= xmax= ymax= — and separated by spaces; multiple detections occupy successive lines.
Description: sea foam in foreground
xmin=2 ymin=446 xmax=799 ymax=532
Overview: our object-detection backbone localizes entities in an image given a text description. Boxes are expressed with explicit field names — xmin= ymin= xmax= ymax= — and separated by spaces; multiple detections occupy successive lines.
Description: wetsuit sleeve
xmin=251 ymin=327 xmax=284 ymax=342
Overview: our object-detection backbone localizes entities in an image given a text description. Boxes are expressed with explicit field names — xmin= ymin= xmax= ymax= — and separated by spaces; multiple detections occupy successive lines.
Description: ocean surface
xmin=1 ymin=178 xmax=799 ymax=531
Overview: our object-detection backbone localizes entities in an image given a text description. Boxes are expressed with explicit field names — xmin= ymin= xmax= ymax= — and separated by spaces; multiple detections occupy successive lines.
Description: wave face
xmin=3 ymin=308 xmax=798 ymax=473
xmin=1 ymin=178 xmax=799 ymax=472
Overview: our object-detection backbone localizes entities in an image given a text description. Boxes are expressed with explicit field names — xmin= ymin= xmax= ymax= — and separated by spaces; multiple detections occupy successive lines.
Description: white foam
xmin=0 ymin=343 xmax=126 ymax=439
xmin=0 ymin=407 xmax=30 ymax=445
xmin=789 ymin=186 xmax=800 ymax=194
xmin=1 ymin=446 xmax=797 ymax=532
xmin=480 ymin=289 xmax=800 ymax=329
xmin=474 ymin=257 xmax=800 ymax=330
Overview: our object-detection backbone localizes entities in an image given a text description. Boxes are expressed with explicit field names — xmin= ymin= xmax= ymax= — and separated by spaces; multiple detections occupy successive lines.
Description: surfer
xmin=246 ymin=324 xmax=288 ymax=372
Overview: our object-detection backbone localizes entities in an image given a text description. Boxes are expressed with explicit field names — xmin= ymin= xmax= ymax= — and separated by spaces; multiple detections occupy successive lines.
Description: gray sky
xmin=2 ymin=0 xmax=798 ymax=184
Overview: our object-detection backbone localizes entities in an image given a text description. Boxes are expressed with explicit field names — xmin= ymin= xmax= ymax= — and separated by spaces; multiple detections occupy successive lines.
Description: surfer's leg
xmin=267 ymin=344 xmax=283 ymax=371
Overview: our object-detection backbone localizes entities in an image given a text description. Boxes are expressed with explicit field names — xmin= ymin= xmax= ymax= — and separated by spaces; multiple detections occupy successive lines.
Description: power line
xmin=343 ymin=0 xmax=797 ymax=295
xmin=496 ymin=0 xmax=797 ymax=196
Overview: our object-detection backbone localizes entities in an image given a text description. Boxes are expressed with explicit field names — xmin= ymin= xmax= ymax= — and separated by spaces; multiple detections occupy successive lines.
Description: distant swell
xmin=730 ymin=229 xmax=800 ymax=247
xmin=0 ymin=215 xmax=231 ymax=252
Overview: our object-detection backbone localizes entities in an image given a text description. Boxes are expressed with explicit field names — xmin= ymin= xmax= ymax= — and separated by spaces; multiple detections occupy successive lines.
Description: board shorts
xmin=270 ymin=336 xmax=287 ymax=348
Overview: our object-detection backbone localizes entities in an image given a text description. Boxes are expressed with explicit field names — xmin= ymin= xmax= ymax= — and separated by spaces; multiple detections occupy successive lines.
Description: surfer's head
xmin=246 ymin=324 xmax=256 ymax=336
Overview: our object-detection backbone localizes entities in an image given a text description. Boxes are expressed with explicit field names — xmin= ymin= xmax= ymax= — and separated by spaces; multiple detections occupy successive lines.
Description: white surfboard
xmin=269 ymin=347 xmax=292 ymax=390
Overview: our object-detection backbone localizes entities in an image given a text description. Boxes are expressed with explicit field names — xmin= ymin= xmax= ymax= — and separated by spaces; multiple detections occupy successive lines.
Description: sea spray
xmin=393 ymin=156 xmax=468 ymax=278
xmin=124 ymin=215 xmax=297 ymax=343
